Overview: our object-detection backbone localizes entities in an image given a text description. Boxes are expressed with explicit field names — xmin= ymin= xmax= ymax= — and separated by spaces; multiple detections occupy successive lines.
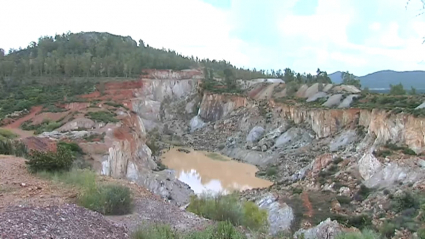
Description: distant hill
xmin=329 ymin=70 xmax=425 ymax=90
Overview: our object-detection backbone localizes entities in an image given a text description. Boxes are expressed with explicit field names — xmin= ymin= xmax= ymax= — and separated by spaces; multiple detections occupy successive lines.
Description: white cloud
xmin=0 ymin=0 xmax=424 ymax=75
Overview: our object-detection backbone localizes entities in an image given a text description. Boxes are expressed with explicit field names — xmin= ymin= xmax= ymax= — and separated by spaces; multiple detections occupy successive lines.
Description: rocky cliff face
xmin=197 ymin=93 xmax=425 ymax=154
xmin=198 ymin=93 xmax=249 ymax=122
xmin=132 ymin=78 xmax=199 ymax=131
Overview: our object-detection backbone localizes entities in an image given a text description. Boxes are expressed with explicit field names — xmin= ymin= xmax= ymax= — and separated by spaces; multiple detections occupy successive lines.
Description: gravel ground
xmin=0 ymin=204 xmax=129 ymax=239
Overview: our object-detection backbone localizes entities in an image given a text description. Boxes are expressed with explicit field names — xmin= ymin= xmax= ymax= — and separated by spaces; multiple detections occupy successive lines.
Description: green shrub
xmin=26 ymin=145 xmax=74 ymax=173
xmin=21 ymin=119 xmax=63 ymax=134
xmin=85 ymin=111 xmax=119 ymax=123
xmin=336 ymin=196 xmax=351 ymax=205
xmin=418 ymin=227 xmax=425 ymax=239
xmin=379 ymin=222 xmax=396 ymax=238
xmin=331 ymin=214 xmax=372 ymax=230
xmin=266 ymin=166 xmax=278 ymax=177
xmin=132 ymin=221 xmax=246 ymax=239
xmin=187 ymin=193 xmax=267 ymax=230
xmin=0 ymin=128 xmax=18 ymax=141
xmin=336 ymin=229 xmax=382 ymax=239
xmin=391 ymin=191 xmax=419 ymax=213
xmin=132 ymin=224 xmax=178 ymax=239
xmin=78 ymin=184 xmax=133 ymax=215
xmin=242 ymin=201 xmax=268 ymax=231
xmin=0 ymin=140 xmax=27 ymax=156
xmin=57 ymin=141 xmax=83 ymax=155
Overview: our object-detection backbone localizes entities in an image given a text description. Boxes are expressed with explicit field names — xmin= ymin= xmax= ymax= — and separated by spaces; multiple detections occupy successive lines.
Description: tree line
xmin=0 ymin=31 xmax=279 ymax=80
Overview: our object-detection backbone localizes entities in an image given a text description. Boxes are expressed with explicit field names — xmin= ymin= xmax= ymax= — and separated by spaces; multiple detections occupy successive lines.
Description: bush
xmin=0 ymin=128 xmax=18 ymax=141
xmin=242 ymin=201 xmax=268 ymax=231
xmin=132 ymin=221 xmax=246 ymax=239
xmin=391 ymin=192 xmax=419 ymax=213
xmin=26 ymin=145 xmax=74 ymax=173
xmin=331 ymin=214 xmax=372 ymax=230
xmin=78 ymin=184 xmax=133 ymax=215
xmin=132 ymin=224 xmax=178 ymax=239
xmin=85 ymin=111 xmax=119 ymax=123
xmin=187 ymin=193 xmax=267 ymax=230
xmin=57 ymin=141 xmax=83 ymax=155
xmin=336 ymin=196 xmax=351 ymax=205
xmin=0 ymin=140 xmax=27 ymax=156
xmin=418 ymin=227 xmax=425 ymax=239
xmin=379 ymin=222 xmax=396 ymax=238
xmin=21 ymin=119 xmax=63 ymax=134
xmin=336 ymin=229 xmax=382 ymax=239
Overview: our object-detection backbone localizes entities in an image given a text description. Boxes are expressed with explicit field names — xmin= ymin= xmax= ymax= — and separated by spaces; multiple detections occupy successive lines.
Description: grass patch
xmin=330 ymin=214 xmax=372 ymax=230
xmin=187 ymin=193 xmax=268 ymax=231
xmin=78 ymin=183 xmax=133 ymax=215
xmin=132 ymin=221 xmax=246 ymax=239
xmin=85 ymin=111 xmax=119 ymax=123
xmin=21 ymin=119 xmax=63 ymax=134
xmin=38 ymin=168 xmax=133 ymax=215
xmin=205 ymin=152 xmax=229 ymax=161
xmin=0 ymin=128 xmax=18 ymax=141
xmin=336 ymin=229 xmax=382 ymax=239
xmin=0 ymin=140 xmax=27 ymax=156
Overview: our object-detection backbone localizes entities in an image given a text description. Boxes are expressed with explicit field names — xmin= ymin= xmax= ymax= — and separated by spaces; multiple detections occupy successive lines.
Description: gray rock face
xmin=322 ymin=94 xmax=343 ymax=107
xmin=323 ymin=84 xmax=333 ymax=92
xmin=306 ymin=92 xmax=328 ymax=102
xmin=257 ymin=193 xmax=294 ymax=235
xmin=222 ymin=147 xmax=275 ymax=167
xmin=246 ymin=126 xmax=265 ymax=143
xmin=358 ymin=153 xmax=382 ymax=180
xmin=274 ymin=128 xmax=313 ymax=148
xmin=329 ymin=130 xmax=357 ymax=152
xmin=337 ymin=94 xmax=360 ymax=108
xmin=40 ymin=130 xmax=93 ymax=140
xmin=137 ymin=169 xmax=194 ymax=207
xmin=364 ymin=163 xmax=425 ymax=188
xmin=304 ymin=83 xmax=320 ymax=98
xmin=294 ymin=218 xmax=343 ymax=239
xmin=189 ymin=116 xmax=206 ymax=133
xmin=258 ymin=124 xmax=289 ymax=148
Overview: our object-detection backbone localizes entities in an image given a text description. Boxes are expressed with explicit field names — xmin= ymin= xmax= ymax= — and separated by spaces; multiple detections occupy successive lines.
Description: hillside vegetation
xmin=329 ymin=70 xmax=425 ymax=90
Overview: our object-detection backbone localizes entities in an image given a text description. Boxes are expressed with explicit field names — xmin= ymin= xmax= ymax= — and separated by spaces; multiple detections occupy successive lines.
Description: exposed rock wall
xmin=198 ymin=93 xmax=425 ymax=154
xmin=198 ymin=93 xmax=249 ymax=122
xmin=131 ymin=79 xmax=198 ymax=130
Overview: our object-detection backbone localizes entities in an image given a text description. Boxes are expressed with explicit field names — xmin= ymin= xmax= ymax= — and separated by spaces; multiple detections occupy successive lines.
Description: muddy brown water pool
xmin=161 ymin=148 xmax=273 ymax=195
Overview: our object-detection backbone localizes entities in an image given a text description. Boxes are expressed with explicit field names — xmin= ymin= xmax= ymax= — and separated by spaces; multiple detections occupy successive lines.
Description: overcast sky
xmin=1 ymin=0 xmax=425 ymax=75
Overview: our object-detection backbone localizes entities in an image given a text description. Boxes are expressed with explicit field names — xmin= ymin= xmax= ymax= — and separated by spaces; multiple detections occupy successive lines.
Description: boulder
xmin=246 ymin=126 xmax=265 ymax=143
xmin=257 ymin=193 xmax=294 ymax=235
xmin=323 ymin=84 xmax=333 ymax=92
xmin=295 ymin=84 xmax=309 ymax=98
xmin=322 ymin=94 xmax=343 ymax=108
xmin=293 ymin=218 xmax=343 ymax=239
xmin=306 ymin=92 xmax=328 ymax=102
xmin=304 ymin=83 xmax=320 ymax=98
xmin=189 ymin=116 xmax=206 ymax=133
xmin=358 ymin=153 xmax=382 ymax=180
xmin=337 ymin=94 xmax=360 ymax=108
xmin=274 ymin=128 xmax=312 ymax=148
xmin=258 ymin=124 xmax=289 ymax=148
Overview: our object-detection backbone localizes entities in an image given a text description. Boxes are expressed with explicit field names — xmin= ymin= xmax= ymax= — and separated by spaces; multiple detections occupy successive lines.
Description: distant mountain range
xmin=329 ymin=70 xmax=425 ymax=90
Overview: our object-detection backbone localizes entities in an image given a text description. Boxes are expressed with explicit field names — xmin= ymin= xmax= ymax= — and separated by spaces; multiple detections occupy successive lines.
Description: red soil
xmin=4 ymin=106 xmax=43 ymax=129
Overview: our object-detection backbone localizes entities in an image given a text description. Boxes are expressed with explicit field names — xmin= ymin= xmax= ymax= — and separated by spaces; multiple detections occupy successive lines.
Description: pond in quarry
xmin=161 ymin=148 xmax=273 ymax=195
